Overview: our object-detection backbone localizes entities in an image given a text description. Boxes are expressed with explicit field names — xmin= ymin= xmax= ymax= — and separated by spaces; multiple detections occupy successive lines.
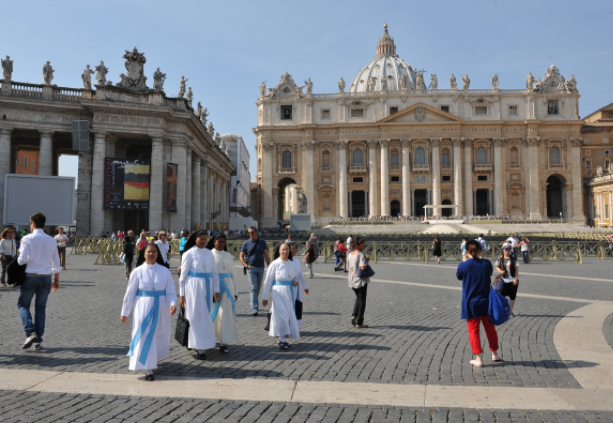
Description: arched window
xmin=442 ymin=148 xmax=450 ymax=165
xmin=550 ymin=146 xmax=561 ymax=165
xmin=415 ymin=147 xmax=425 ymax=165
xmin=391 ymin=148 xmax=399 ymax=166
xmin=510 ymin=147 xmax=519 ymax=164
xmin=322 ymin=150 xmax=331 ymax=167
xmin=323 ymin=193 xmax=332 ymax=210
xmin=282 ymin=150 xmax=292 ymax=168
xmin=353 ymin=149 xmax=364 ymax=166
xmin=476 ymin=147 xmax=487 ymax=164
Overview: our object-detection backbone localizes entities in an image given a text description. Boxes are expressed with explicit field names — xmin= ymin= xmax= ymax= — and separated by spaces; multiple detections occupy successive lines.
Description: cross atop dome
xmin=377 ymin=23 xmax=396 ymax=56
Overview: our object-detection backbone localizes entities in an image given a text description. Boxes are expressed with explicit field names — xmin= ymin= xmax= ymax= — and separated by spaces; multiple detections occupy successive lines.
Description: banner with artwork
xmin=166 ymin=163 xmax=178 ymax=212
xmin=103 ymin=158 xmax=151 ymax=210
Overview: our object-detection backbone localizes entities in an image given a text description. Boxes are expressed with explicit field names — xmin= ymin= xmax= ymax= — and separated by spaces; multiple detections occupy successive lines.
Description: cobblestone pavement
xmin=1 ymin=390 xmax=613 ymax=423
xmin=0 ymin=255 xmax=590 ymax=388
xmin=604 ymin=312 xmax=613 ymax=350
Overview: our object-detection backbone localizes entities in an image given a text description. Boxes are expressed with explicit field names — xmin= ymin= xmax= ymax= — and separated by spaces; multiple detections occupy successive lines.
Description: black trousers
xmin=352 ymin=284 xmax=368 ymax=325
xmin=1 ymin=255 xmax=13 ymax=284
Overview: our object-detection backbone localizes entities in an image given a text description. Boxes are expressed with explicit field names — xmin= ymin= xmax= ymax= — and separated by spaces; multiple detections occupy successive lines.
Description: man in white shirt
xmin=17 ymin=212 xmax=61 ymax=350
xmin=346 ymin=235 xmax=353 ymax=252
xmin=54 ymin=227 xmax=69 ymax=270
xmin=169 ymin=230 xmax=177 ymax=240
xmin=155 ymin=231 xmax=171 ymax=269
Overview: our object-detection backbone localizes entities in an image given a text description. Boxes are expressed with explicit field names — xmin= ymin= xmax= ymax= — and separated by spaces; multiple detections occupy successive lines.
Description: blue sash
xmin=127 ymin=290 xmax=166 ymax=365
xmin=187 ymin=270 xmax=212 ymax=311
xmin=210 ymin=273 xmax=237 ymax=321
xmin=273 ymin=279 xmax=296 ymax=311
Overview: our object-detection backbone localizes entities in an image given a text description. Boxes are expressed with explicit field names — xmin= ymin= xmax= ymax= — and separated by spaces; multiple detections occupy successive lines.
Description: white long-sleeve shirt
xmin=155 ymin=240 xmax=170 ymax=264
xmin=18 ymin=229 xmax=61 ymax=274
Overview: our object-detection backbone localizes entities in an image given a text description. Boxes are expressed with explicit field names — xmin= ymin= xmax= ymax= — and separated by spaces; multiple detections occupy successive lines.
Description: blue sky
xmin=5 ymin=0 xmax=613 ymax=183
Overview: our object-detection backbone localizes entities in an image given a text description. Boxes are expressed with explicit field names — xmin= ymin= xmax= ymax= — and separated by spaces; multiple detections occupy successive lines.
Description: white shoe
xmin=22 ymin=334 xmax=39 ymax=350
xmin=33 ymin=343 xmax=43 ymax=351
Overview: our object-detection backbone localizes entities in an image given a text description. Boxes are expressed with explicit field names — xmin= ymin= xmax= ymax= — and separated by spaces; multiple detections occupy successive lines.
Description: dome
xmin=348 ymin=25 xmax=425 ymax=93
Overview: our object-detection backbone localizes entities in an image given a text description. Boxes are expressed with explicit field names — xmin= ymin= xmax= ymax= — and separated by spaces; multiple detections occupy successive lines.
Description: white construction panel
xmin=4 ymin=175 xmax=75 ymax=225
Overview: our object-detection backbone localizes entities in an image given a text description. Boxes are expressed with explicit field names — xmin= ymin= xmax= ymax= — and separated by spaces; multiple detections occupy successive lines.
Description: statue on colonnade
xmin=43 ymin=61 xmax=54 ymax=85
xmin=95 ymin=61 xmax=109 ymax=86
xmin=178 ymin=76 xmax=188 ymax=98
xmin=2 ymin=56 xmax=13 ymax=80
xmin=81 ymin=65 xmax=94 ymax=89
xmin=153 ymin=67 xmax=166 ymax=91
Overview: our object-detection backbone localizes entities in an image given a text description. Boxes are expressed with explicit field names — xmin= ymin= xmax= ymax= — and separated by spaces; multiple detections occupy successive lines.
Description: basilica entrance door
xmin=351 ymin=191 xmax=366 ymax=217
xmin=476 ymin=189 xmax=490 ymax=215
xmin=390 ymin=200 xmax=401 ymax=217
xmin=414 ymin=189 xmax=427 ymax=217
xmin=546 ymin=175 xmax=565 ymax=218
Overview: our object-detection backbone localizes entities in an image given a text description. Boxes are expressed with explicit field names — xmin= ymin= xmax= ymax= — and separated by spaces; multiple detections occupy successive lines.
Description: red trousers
xmin=467 ymin=316 xmax=499 ymax=354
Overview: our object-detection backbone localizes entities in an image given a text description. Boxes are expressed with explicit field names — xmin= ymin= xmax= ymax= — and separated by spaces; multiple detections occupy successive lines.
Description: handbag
xmin=174 ymin=307 xmax=190 ymax=347
xmin=491 ymin=277 xmax=504 ymax=293
xmin=264 ymin=311 xmax=272 ymax=331
xmin=295 ymin=300 xmax=303 ymax=320
xmin=7 ymin=255 xmax=26 ymax=287
xmin=357 ymin=265 xmax=375 ymax=278
xmin=243 ymin=240 xmax=260 ymax=275
xmin=337 ymin=251 xmax=346 ymax=258
xmin=488 ymin=288 xmax=510 ymax=326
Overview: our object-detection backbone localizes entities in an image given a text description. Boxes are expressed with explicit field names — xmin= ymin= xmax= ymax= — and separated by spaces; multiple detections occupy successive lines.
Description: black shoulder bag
xmin=7 ymin=255 xmax=26 ymax=287
xmin=243 ymin=239 xmax=260 ymax=275
xmin=174 ymin=307 xmax=190 ymax=348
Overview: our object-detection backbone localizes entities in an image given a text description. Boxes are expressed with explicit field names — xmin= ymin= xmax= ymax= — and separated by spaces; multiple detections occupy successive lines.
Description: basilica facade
xmin=253 ymin=25 xmax=585 ymax=227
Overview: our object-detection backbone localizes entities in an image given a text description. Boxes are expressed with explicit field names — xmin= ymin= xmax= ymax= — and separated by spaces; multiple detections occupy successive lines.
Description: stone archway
xmin=277 ymin=177 xmax=298 ymax=223
xmin=546 ymin=174 xmax=566 ymax=218
xmin=441 ymin=199 xmax=453 ymax=217
xmin=390 ymin=199 xmax=401 ymax=217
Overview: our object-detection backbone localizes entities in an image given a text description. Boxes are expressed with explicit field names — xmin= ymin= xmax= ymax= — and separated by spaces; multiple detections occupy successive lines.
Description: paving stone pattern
xmin=1 ymin=390 xmax=612 ymax=423
xmin=0 ymin=255 xmax=590 ymax=388
xmin=604 ymin=312 xmax=613 ymax=351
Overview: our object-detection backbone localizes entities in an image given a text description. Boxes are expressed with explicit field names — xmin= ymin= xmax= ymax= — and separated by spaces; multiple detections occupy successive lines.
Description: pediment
xmin=379 ymin=102 xmax=463 ymax=124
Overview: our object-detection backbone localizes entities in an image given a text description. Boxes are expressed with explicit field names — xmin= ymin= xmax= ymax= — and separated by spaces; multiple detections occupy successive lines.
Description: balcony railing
xmin=509 ymin=163 xmax=522 ymax=169
xmin=473 ymin=164 xmax=493 ymax=171
xmin=391 ymin=165 xmax=400 ymax=170
xmin=412 ymin=164 xmax=430 ymax=171
xmin=349 ymin=165 xmax=367 ymax=172
xmin=548 ymin=163 xmax=564 ymax=169
xmin=57 ymin=88 xmax=82 ymax=101
xmin=320 ymin=166 xmax=331 ymax=172
xmin=441 ymin=164 xmax=451 ymax=170
xmin=278 ymin=167 xmax=296 ymax=174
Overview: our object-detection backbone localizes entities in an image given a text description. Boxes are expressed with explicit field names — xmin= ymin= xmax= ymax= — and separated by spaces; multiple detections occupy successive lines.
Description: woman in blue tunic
xmin=456 ymin=240 xmax=502 ymax=367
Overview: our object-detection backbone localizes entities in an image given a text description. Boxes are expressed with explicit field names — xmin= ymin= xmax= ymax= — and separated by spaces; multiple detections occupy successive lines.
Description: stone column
xmin=261 ymin=142 xmax=275 ymax=227
xmin=336 ymin=140 xmax=348 ymax=218
xmin=452 ymin=138 xmax=463 ymax=216
xmin=303 ymin=141 xmax=317 ymax=219
xmin=200 ymin=160 xmax=207 ymax=227
xmin=90 ymin=132 xmax=107 ymax=237
xmin=170 ymin=139 xmax=187 ymax=232
xmin=348 ymin=190 xmax=353 ymax=217
xmin=492 ymin=137 xmax=504 ymax=215
xmin=570 ymin=137 xmax=585 ymax=222
xmin=430 ymin=138 xmax=441 ymax=217
xmin=149 ymin=135 xmax=164 ymax=232
xmin=527 ymin=136 xmax=543 ymax=219
xmin=401 ymin=139 xmax=411 ymax=216
xmin=0 ymin=129 xmax=12 ymax=224
xmin=427 ymin=188 xmax=431 ymax=216
xmin=463 ymin=138 xmax=474 ymax=215
xmin=380 ymin=139 xmax=390 ymax=216
xmin=368 ymin=140 xmax=378 ymax=217
xmin=192 ymin=155 xmax=201 ymax=229
xmin=185 ymin=149 xmax=192 ymax=230
xmin=38 ymin=131 xmax=54 ymax=176
xmin=103 ymin=136 xmax=116 ymax=232
xmin=76 ymin=145 xmax=93 ymax=237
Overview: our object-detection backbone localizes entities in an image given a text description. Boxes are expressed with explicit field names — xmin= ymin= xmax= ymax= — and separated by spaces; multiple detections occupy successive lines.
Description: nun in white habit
xmin=262 ymin=243 xmax=300 ymax=349
xmin=121 ymin=242 xmax=177 ymax=381
xmin=179 ymin=230 xmax=220 ymax=360
xmin=206 ymin=233 xmax=240 ymax=352
xmin=288 ymin=241 xmax=309 ymax=327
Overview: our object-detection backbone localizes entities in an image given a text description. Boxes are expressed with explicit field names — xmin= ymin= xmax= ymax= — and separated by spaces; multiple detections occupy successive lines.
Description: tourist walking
xmin=432 ymin=235 xmax=442 ymax=264
xmin=348 ymin=237 xmax=370 ymax=329
xmin=288 ymin=241 xmax=309 ymax=328
xmin=495 ymin=245 xmax=520 ymax=317
xmin=1 ymin=227 xmax=17 ymax=287
xmin=179 ymin=232 xmax=188 ymax=259
xmin=17 ymin=212 xmax=62 ymax=350
xmin=262 ymin=243 xmax=300 ymax=349
xmin=519 ymin=237 xmax=530 ymax=264
xmin=308 ymin=233 xmax=319 ymax=260
xmin=179 ymin=230 xmax=220 ymax=360
xmin=456 ymin=240 xmax=502 ymax=367
xmin=122 ymin=233 xmax=136 ymax=279
xmin=54 ymin=227 xmax=69 ymax=270
xmin=155 ymin=231 xmax=171 ymax=269
xmin=476 ymin=234 xmax=489 ymax=258
xmin=304 ymin=241 xmax=315 ymax=278
xmin=460 ymin=236 xmax=468 ymax=258
xmin=335 ymin=239 xmax=348 ymax=272
xmin=206 ymin=233 xmax=240 ymax=353
xmin=239 ymin=227 xmax=270 ymax=316
xmin=120 ymin=242 xmax=177 ymax=381
xmin=333 ymin=238 xmax=340 ymax=266
xmin=346 ymin=234 xmax=353 ymax=252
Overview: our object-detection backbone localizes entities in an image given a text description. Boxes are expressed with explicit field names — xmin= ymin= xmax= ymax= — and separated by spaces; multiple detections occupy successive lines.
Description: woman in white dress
xmin=121 ymin=242 xmax=177 ymax=381
xmin=279 ymin=242 xmax=309 ymax=327
xmin=262 ymin=243 xmax=300 ymax=349
xmin=179 ymin=230 xmax=220 ymax=360
xmin=206 ymin=233 xmax=240 ymax=353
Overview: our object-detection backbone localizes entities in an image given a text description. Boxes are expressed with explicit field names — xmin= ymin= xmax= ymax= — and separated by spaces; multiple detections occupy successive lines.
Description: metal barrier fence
xmin=72 ymin=238 xmax=611 ymax=265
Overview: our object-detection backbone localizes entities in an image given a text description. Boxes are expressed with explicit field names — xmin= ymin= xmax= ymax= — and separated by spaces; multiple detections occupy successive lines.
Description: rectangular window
xmin=440 ymin=105 xmax=450 ymax=113
xmin=442 ymin=152 xmax=450 ymax=165
xmin=391 ymin=176 xmax=400 ymax=182
xmin=475 ymin=106 xmax=488 ymax=115
xmin=32 ymin=160 xmax=35 ymax=171
xmin=389 ymin=107 xmax=398 ymax=115
xmin=509 ymin=105 xmax=518 ymax=116
xmin=586 ymin=160 xmax=591 ymax=169
xmin=477 ymin=175 xmax=488 ymax=181
xmin=548 ymin=100 xmax=559 ymax=115
xmin=321 ymin=109 xmax=330 ymax=119
xmin=442 ymin=175 xmax=451 ymax=182
xmin=391 ymin=153 xmax=399 ymax=166
xmin=24 ymin=157 xmax=28 ymax=168
xmin=232 ymin=188 xmax=238 ymax=203
xmin=350 ymin=108 xmax=364 ymax=118
xmin=352 ymin=177 xmax=363 ymax=183
xmin=280 ymin=105 xmax=293 ymax=120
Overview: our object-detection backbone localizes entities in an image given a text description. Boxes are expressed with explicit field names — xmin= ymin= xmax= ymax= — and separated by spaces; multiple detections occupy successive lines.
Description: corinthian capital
xmin=302 ymin=140 xmax=317 ymax=150
xmin=526 ymin=136 xmax=541 ymax=147
xmin=379 ymin=139 xmax=390 ymax=149
xmin=430 ymin=137 xmax=442 ymax=147
xmin=492 ymin=137 xmax=505 ymax=146
xmin=262 ymin=142 xmax=275 ymax=151
xmin=400 ymin=138 xmax=412 ymax=148
xmin=462 ymin=137 xmax=474 ymax=146
xmin=452 ymin=137 xmax=462 ymax=147
xmin=334 ymin=140 xmax=348 ymax=150
xmin=367 ymin=139 xmax=379 ymax=148
xmin=569 ymin=137 xmax=583 ymax=147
